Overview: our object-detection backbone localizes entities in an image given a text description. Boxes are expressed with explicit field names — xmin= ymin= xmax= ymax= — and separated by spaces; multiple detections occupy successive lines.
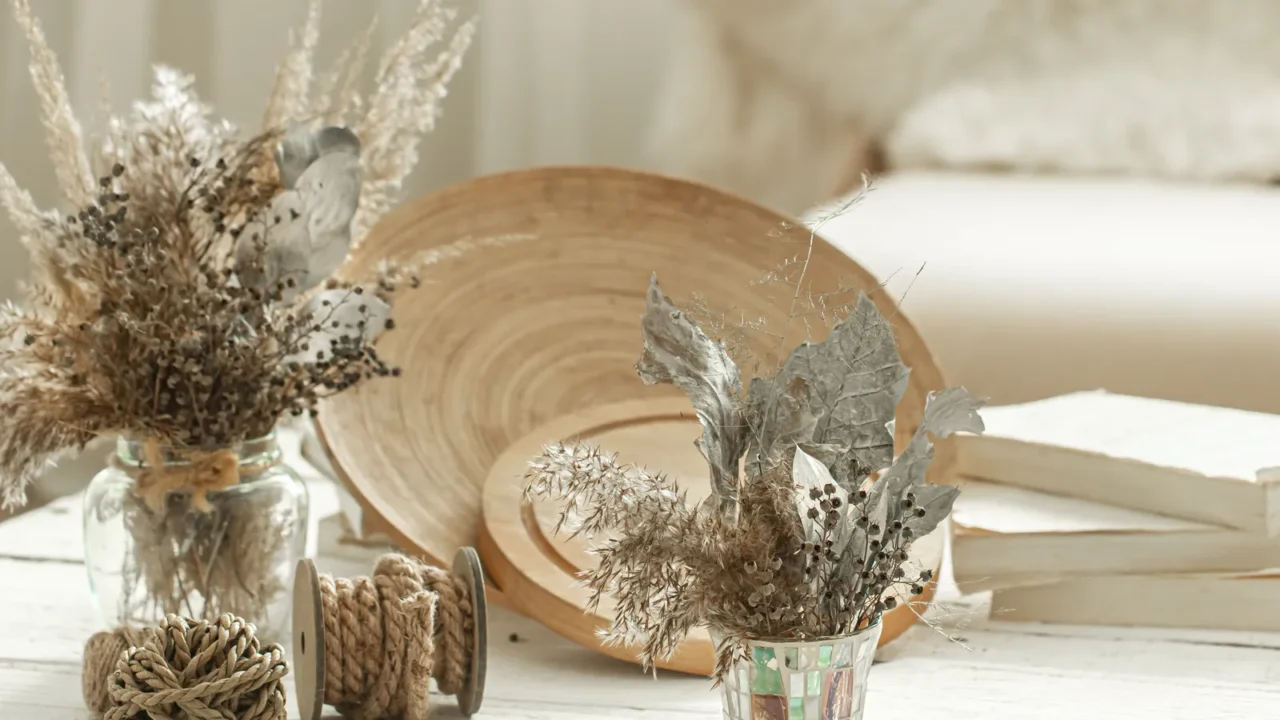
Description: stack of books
xmin=949 ymin=390 xmax=1280 ymax=631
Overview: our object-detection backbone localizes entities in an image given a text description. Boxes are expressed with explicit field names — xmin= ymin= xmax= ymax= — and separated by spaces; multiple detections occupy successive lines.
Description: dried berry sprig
xmin=527 ymin=269 xmax=987 ymax=680
xmin=0 ymin=0 xmax=477 ymax=509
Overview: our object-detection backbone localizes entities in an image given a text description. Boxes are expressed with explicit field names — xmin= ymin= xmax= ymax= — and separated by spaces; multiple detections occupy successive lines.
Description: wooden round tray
xmin=312 ymin=166 xmax=948 ymax=604
xmin=480 ymin=397 xmax=947 ymax=676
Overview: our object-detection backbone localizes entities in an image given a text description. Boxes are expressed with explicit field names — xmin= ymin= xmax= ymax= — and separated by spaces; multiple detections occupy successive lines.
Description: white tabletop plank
xmin=3 ymin=432 xmax=1279 ymax=718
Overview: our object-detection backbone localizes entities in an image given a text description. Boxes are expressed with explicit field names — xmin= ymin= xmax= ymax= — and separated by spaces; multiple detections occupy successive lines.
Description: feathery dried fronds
xmin=255 ymin=0 xmax=476 ymax=247
xmin=0 ymin=0 xmax=482 ymax=510
xmin=311 ymin=17 xmax=379 ymax=126
xmin=11 ymin=0 xmax=95 ymax=208
xmin=0 ymin=363 xmax=105 ymax=508
xmin=0 ymin=162 xmax=56 ymax=251
xmin=351 ymin=5 xmax=476 ymax=243
xmin=683 ymin=182 xmax=876 ymax=376
xmin=528 ymin=253 xmax=985 ymax=679
xmin=262 ymin=0 xmax=323 ymax=132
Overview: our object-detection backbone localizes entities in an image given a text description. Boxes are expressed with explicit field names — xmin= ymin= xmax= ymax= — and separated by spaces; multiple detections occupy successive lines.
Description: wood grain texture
xmin=481 ymin=397 xmax=944 ymax=676
xmin=4 ymin=477 xmax=1280 ymax=718
xmin=312 ymin=166 xmax=949 ymax=575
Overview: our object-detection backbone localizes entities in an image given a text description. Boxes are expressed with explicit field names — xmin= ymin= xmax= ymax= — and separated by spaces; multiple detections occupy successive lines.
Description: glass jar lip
xmin=116 ymin=429 xmax=278 ymax=451
xmin=113 ymin=430 xmax=282 ymax=468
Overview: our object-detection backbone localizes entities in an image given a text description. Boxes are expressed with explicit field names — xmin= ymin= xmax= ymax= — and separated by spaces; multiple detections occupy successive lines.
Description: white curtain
xmin=473 ymin=0 xmax=676 ymax=174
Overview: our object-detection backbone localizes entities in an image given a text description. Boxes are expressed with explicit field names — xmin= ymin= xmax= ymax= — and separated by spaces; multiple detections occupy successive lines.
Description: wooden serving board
xmin=480 ymin=397 xmax=946 ymax=676
xmin=312 ymin=166 xmax=948 ymax=597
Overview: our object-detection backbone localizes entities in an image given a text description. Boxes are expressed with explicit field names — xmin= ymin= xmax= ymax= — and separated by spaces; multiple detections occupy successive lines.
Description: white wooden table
xmin=2 ymin=457 xmax=1278 ymax=718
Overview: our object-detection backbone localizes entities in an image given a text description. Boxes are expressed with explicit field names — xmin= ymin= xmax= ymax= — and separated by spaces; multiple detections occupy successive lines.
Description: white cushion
xmin=810 ymin=172 xmax=1280 ymax=413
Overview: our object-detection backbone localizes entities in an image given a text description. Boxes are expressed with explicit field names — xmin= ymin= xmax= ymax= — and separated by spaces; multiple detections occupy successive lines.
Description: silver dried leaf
xmin=275 ymin=123 xmax=320 ymax=190
xmin=285 ymin=287 xmax=389 ymax=364
xmin=637 ymin=276 xmax=746 ymax=513
xmin=795 ymin=442 xmax=845 ymax=471
xmin=744 ymin=376 xmax=817 ymax=478
xmin=238 ymin=126 xmax=362 ymax=301
xmin=876 ymin=386 xmax=986 ymax=523
xmin=791 ymin=446 xmax=847 ymax=545
xmin=761 ymin=293 xmax=909 ymax=482
xmin=903 ymin=483 xmax=959 ymax=538
xmin=921 ymin=386 xmax=986 ymax=439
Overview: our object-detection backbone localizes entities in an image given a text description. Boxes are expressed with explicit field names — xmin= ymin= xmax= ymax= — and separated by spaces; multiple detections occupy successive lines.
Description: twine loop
xmin=320 ymin=554 xmax=475 ymax=719
xmin=83 ymin=614 xmax=288 ymax=720
xmin=133 ymin=438 xmax=241 ymax=512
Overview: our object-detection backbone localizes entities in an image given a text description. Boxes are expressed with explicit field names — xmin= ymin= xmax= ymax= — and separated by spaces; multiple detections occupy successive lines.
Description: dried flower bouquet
xmin=527 ymin=271 xmax=985 ymax=678
xmin=0 ymin=0 xmax=476 ymax=627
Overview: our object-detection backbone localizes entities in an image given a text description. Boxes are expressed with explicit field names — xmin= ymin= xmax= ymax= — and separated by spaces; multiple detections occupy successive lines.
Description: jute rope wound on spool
xmin=293 ymin=548 xmax=488 ymax=719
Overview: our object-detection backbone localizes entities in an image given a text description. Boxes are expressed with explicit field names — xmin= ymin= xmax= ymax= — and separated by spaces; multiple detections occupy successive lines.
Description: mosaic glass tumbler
xmin=718 ymin=622 xmax=881 ymax=720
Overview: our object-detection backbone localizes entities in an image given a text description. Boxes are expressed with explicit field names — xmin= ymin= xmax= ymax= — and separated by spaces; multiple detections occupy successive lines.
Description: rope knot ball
xmin=83 ymin=613 xmax=289 ymax=720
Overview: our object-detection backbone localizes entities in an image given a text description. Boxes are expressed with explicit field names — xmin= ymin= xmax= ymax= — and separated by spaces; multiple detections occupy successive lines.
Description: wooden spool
xmin=310 ymin=165 xmax=950 ymax=636
xmin=479 ymin=398 xmax=946 ymax=676
xmin=292 ymin=548 xmax=489 ymax=718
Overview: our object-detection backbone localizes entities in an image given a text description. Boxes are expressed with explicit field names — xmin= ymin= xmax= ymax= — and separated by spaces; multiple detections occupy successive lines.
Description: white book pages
xmin=990 ymin=573 xmax=1280 ymax=632
xmin=952 ymin=480 xmax=1209 ymax=534
xmin=953 ymin=391 xmax=1280 ymax=534
xmin=972 ymin=390 xmax=1280 ymax=481
xmin=949 ymin=481 xmax=1280 ymax=591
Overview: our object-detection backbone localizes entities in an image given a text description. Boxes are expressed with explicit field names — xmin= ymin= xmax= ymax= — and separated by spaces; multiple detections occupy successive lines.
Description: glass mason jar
xmin=82 ymin=432 xmax=309 ymax=643
xmin=718 ymin=621 xmax=882 ymax=720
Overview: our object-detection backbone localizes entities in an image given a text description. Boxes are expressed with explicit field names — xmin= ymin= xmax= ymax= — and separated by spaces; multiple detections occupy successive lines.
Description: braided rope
xmin=319 ymin=554 xmax=474 ymax=720
xmin=83 ymin=627 xmax=149 ymax=714
xmin=82 ymin=614 xmax=288 ymax=719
